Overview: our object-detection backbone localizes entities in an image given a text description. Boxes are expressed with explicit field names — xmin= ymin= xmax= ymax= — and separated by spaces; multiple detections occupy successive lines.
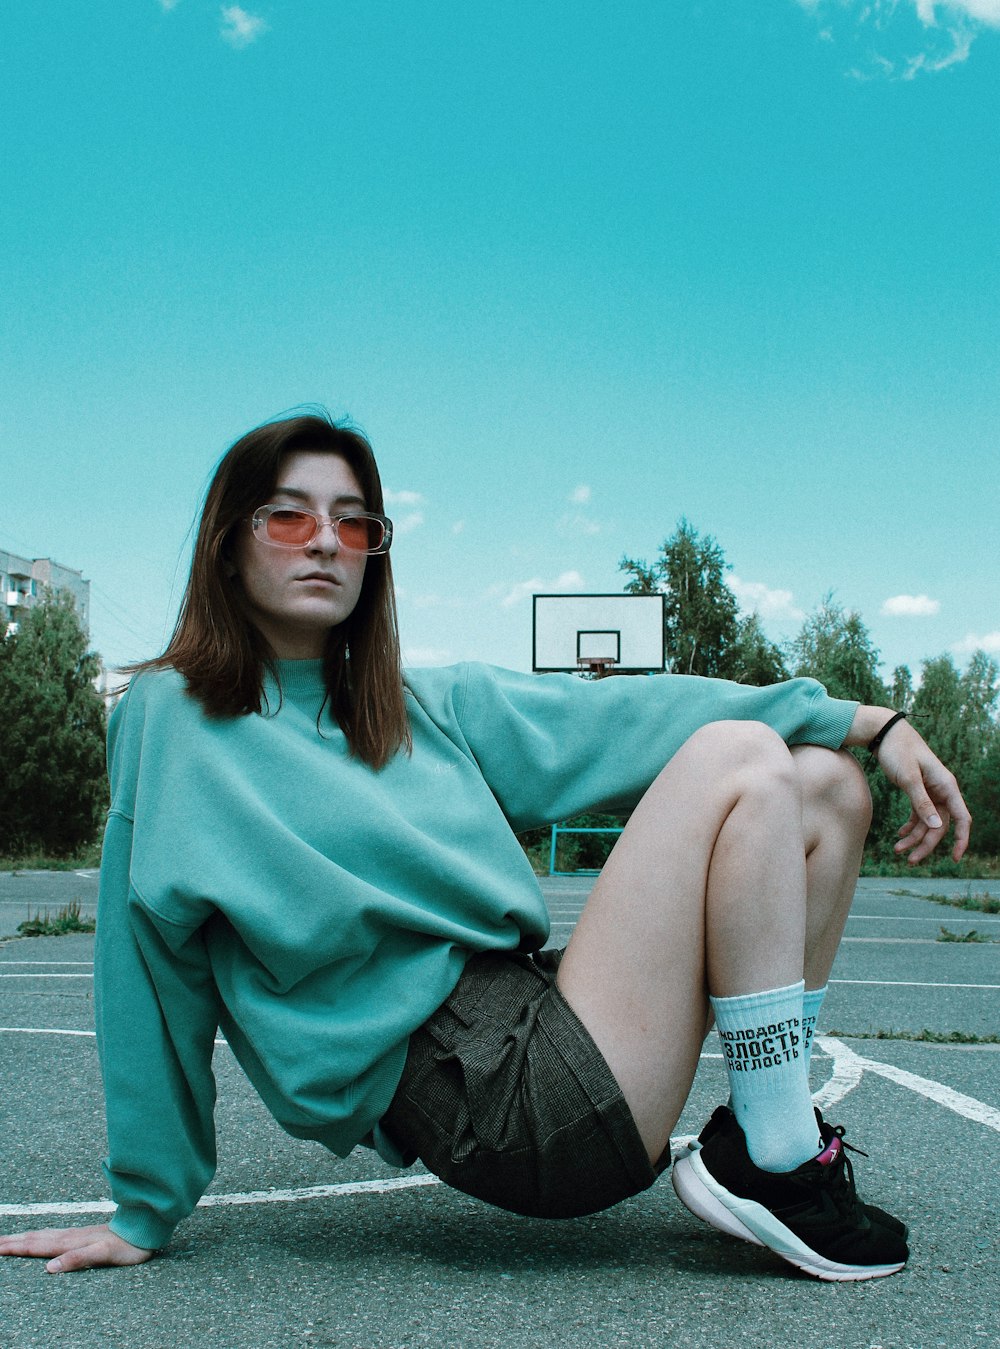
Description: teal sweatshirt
xmin=95 ymin=660 xmax=858 ymax=1250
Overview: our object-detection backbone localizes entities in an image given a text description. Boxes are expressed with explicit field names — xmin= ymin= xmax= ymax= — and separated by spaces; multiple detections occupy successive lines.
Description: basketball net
xmin=576 ymin=655 xmax=617 ymax=679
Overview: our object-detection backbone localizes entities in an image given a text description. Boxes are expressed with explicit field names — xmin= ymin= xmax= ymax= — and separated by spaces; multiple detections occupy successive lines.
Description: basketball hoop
xmin=576 ymin=655 xmax=617 ymax=679
xmin=532 ymin=593 xmax=665 ymax=675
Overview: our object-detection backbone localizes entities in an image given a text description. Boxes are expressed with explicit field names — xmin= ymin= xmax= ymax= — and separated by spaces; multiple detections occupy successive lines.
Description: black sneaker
xmin=672 ymin=1106 xmax=908 ymax=1281
xmin=812 ymin=1108 xmax=907 ymax=1238
xmin=693 ymin=1106 xmax=908 ymax=1239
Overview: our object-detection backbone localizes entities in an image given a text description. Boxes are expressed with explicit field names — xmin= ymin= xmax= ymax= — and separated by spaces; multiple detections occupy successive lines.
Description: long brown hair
xmin=131 ymin=411 xmax=411 ymax=768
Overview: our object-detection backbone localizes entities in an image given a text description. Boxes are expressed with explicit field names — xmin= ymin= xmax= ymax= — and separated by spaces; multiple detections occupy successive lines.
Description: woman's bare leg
xmin=556 ymin=721 xmax=906 ymax=1280
xmin=556 ymin=719 xmax=809 ymax=1165
xmin=792 ymin=745 xmax=872 ymax=990
xmin=693 ymin=746 xmax=871 ymax=1040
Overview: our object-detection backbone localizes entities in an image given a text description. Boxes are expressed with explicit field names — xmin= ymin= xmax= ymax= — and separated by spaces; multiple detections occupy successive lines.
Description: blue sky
xmin=2 ymin=1 xmax=998 ymax=682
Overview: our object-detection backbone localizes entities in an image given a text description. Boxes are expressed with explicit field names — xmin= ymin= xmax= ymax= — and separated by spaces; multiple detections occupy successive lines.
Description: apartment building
xmin=1 ymin=549 xmax=91 ymax=637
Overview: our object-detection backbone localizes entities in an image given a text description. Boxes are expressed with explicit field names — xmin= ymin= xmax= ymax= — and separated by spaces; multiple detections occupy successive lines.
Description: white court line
xmin=2 ymin=1034 xmax=993 ymax=1220
xmin=830 ymin=979 xmax=1000 ymax=990
xmin=0 ymin=961 xmax=93 ymax=966
xmin=0 ymin=1027 xmax=229 ymax=1047
xmin=0 ymin=1027 xmax=95 ymax=1038
xmin=818 ymin=1036 xmax=1000 ymax=1132
xmin=546 ymin=928 xmax=999 ymax=942
xmin=841 ymin=938 xmax=957 ymax=945
xmin=0 ymin=903 xmax=95 ymax=910
xmin=858 ymin=1058 xmax=1000 ymax=1132
xmin=0 ymin=1174 xmax=445 ymax=1220
xmin=848 ymin=914 xmax=1000 ymax=924
xmin=812 ymin=1038 xmax=865 ymax=1113
xmin=0 ymin=974 xmax=92 ymax=980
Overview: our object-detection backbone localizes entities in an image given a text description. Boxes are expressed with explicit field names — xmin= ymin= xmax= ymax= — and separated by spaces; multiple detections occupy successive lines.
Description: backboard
xmin=532 ymin=593 xmax=666 ymax=673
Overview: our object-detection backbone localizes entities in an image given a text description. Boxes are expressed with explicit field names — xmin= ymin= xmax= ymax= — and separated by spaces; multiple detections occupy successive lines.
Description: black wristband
xmin=866 ymin=711 xmax=908 ymax=765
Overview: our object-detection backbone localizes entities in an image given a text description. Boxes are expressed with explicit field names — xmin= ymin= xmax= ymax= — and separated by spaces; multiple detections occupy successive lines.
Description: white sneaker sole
xmin=671 ymin=1141 xmax=906 ymax=1283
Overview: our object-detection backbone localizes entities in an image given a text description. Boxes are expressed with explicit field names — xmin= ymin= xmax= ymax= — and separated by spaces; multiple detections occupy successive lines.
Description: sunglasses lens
xmin=338 ymin=515 xmax=384 ymax=551
xmin=265 ymin=509 xmax=315 ymax=545
xmin=257 ymin=509 xmax=387 ymax=551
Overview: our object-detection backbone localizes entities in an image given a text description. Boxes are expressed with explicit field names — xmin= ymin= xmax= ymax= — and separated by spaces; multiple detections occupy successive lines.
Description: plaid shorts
xmin=381 ymin=947 xmax=660 ymax=1219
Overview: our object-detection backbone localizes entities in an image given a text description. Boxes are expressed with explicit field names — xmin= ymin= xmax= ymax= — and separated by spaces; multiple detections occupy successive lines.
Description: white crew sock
xmin=711 ymin=979 xmax=822 ymax=1173
xmin=801 ymin=983 xmax=827 ymax=1084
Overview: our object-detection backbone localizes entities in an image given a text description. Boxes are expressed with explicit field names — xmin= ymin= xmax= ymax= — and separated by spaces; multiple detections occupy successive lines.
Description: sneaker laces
xmin=825 ymin=1122 xmax=869 ymax=1159
xmin=815 ymin=1125 xmax=867 ymax=1221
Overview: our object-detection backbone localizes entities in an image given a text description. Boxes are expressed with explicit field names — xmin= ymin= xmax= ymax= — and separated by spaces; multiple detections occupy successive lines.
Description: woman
xmin=0 ymin=412 xmax=970 ymax=1280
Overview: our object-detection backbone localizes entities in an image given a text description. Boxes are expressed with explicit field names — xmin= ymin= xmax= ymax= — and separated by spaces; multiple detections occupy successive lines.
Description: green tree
xmin=958 ymin=649 xmax=999 ymax=755
xmin=730 ymin=612 xmax=789 ymax=687
xmin=789 ymin=595 xmax=889 ymax=706
xmin=889 ymin=664 xmax=915 ymax=713
xmin=914 ymin=650 xmax=1000 ymax=857
xmin=968 ymin=729 xmax=1000 ymax=855
xmin=621 ymin=518 xmax=786 ymax=683
xmin=912 ymin=655 xmax=964 ymax=768
xmin=621 ymin=518 xmax=739 ymax=676
xmin=789 ymin=596 xmax=899 ymax=857
xmin=959 ymin=652 xmax=1000 ymax=855
xmin=0 ymin=591 xmax=107 ymax=856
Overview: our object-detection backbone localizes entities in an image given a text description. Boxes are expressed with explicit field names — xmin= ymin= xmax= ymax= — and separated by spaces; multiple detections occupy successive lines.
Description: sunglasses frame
xmin=250 ymin=505 xmax=394 ymax=555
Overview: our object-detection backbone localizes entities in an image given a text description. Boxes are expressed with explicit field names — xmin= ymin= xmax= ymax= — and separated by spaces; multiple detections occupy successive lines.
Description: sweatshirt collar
xmin=265 ymin=659 xmax=328 ymax=715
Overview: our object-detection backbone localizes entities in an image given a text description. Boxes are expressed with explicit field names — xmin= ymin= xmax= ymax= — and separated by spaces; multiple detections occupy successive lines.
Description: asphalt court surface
xmin=1 ymin=871 xmax=998 ymax=1348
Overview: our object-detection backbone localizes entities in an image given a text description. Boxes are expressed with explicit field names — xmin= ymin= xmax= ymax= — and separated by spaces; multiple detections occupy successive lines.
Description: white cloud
xmin=499 ymin=570 xmax=585 ymax=609
xmin=451 ymin=520 xmax=466 ymax=535
xmin=394 ymin=511 xmax=424 ymax=535
xmin=384 ymin=489 xmax=425 ymax=506
xmin=569 ymin=484 xmax=591 ymax=505
xmin=796 ymin=0 xmax=995 ymax=77
xmin=918 ymin=1 xmax=1000 ymax=23
xmin=727 ymin=575 xmax=805 ymax=622
xmin=158 ymin=1 xmax=181 ymax=11
xmin=220 ymin=6 xmax=268 ymax=48
xmin=799 ymin=0 xmax=1000 ymax=22
xmin=952 ymin=630 xmax=1000 ymax=654
xmin=902 ymin=24 xmax=975 ymax=74
xmin=880 ymin=593 xmax=941 ymax=616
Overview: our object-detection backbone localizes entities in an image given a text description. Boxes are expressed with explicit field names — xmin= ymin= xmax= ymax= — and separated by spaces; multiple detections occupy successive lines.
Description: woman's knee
xmin=679 ymin=719 xmax=799 ymax=793
xmin=792 ymin=746 xmax=873 ymax=839
xmin=635 ymin=722 xmax=801 ymax=830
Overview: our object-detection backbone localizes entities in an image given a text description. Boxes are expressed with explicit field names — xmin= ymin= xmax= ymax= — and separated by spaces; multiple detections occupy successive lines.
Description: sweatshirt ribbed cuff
xmin=108 ymin=1206 xmax=175 ymax=1252
xmin=807 ymin=693 xmax=859 ymax=750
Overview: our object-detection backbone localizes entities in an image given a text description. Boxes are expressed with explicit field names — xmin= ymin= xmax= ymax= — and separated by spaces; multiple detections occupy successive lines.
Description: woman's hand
xmin=846 ymin=707 xmax=972 ymax=864
xmin=0 ymin=1223 xmax=154 ymax=1273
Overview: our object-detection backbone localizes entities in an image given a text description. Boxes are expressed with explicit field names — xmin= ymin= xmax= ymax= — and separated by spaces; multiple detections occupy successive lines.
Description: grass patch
xmin=861 ymin=853 xmax=1000 ymax=879
xmin=16 ymin=900 xmax=96 ymax=938
xmin=826 ymin=1028 xmax=1000 ymax=1045
xmin=0 ymin=841 xmax=102 ymax=873
xmin=937 ymin=925 xmax=995 ymax=943
xmin=888 ymin=885 xmax=1000 ymax=915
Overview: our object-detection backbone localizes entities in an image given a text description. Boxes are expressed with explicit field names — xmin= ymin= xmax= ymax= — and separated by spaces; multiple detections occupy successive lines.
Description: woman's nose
xmin=308 ymin=518 xmax=340 ymax=553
